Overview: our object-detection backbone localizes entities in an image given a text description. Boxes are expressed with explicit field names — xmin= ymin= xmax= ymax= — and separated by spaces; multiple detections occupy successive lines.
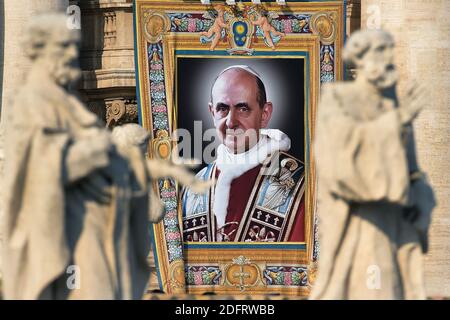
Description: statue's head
xmin=23 ymin=13 xmax=81 ymax=86
xmin=343 ymin=30 xmax=397 ymax=90
xmin=112 ymin=124 xmax=151 ymax=155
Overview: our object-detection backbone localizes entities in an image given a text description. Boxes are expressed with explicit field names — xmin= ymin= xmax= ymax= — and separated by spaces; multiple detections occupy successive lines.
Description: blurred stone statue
xmin=2 ymin=13 xmax=208 ymax=300
xmin=311 ymin=30 xmax=436 ymax=300
xmin=112 ymin=124 xmax=164 ymax=224
xmin=112 ymin=123 xmax=210 ymax=224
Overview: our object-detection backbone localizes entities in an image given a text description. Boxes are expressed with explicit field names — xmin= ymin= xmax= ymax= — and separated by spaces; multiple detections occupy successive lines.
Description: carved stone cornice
xmin=106 ymin=98 xmax=138 ymax=128
xmin=81 ymin=69 xmax=136 ymax=90
xmin=70 ymin=0 xmax=133 ymax=11
xmin=70 ymin=0 xmax=138 ymax=127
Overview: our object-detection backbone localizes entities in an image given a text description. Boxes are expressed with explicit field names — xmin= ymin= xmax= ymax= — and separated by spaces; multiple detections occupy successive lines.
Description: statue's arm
xmin=402 ymin=128 xmax=436 ymax=252
xmin=63 ymin=128 xmax=112 ymax=185
xmin=143 ymin=160 xmax=213 ymax=222
xmin=407 ymin=175 xmax=436 ymax=252
xmin=146 ymin=158 xmax=213 ymax=194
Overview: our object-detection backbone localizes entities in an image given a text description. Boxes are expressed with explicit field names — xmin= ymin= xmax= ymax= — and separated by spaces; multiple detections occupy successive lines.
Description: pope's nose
xmin=225 ymin=109 xmax=239 ymax=129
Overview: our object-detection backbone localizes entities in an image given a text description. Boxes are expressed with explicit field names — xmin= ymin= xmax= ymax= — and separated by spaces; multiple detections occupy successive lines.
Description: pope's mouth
xmin=225 ymin=129 xmax=245 ymax=137
xmin=226 ymin=133 xmax=243 ymax=137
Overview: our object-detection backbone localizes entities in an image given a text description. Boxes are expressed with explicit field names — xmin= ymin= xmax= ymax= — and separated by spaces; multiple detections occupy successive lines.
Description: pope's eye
xmin=215 ymin=105 xmax=229 ymax=117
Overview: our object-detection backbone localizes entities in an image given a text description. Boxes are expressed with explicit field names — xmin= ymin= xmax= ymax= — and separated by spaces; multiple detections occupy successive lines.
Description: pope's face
xmin=209 ymin=70 xmax=272 ymax=154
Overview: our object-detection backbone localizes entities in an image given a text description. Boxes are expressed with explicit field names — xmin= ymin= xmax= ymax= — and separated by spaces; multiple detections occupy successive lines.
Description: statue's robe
xmin=182 ymin=152 xmax=305 ymax=242
xmin=310 ymin=83 xmax=435 ymax=300
xmin=2 ymin=75 xmax=151 ymax=299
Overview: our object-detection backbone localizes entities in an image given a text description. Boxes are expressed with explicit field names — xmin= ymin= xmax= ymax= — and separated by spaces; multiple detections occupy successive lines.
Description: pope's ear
xmin=208 ymin=102 xmax=214 ymax=118
xmin=261 ymin=102 xmax=273 ymax=128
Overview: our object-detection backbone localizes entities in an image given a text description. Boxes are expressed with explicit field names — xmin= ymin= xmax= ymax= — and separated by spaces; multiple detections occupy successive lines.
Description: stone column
xmin=345 ymin=0 xmax=361 ymax=80
xmin=361 ymin=0 xmax=450 ymax=298
xmin=0 ymin=0 xmax=69 ymax=294
xmin=346 ymin=0 xmax=361 ymax=39
xmin=0 ymin=0 xmax=69 ymax=117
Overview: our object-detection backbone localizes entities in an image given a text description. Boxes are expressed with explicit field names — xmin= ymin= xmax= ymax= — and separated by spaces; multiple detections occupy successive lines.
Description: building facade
xmin=0 ymin=0 xmax=448 ymax=297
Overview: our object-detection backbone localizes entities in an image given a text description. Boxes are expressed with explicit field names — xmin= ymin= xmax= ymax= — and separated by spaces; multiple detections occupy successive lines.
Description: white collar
xmin=213 ymin=129 xmax=291 ymax=229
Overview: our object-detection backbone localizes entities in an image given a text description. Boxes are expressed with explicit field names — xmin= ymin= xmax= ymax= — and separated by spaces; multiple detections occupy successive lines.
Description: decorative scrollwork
xmin=168 ymin=259 xmax=186 ymax=290
xmin=106 ymin=99 xmax=138 ymax=128
xmin=307 ymin=262 xmax=318 ymax=287
xmin=310 ymin=12 xmax=337 ymax=45
xmin=106 ymin=100 xmax=125 ymax=128
xmin=143 ymin=10 xmax=171 ymax=44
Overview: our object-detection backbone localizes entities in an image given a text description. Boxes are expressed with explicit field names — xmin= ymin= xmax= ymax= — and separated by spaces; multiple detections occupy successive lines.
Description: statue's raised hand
xmin=398 ymin=81 xmax=429 ymax=125
xmin=146 ymin=158 xmax=214 ymax=193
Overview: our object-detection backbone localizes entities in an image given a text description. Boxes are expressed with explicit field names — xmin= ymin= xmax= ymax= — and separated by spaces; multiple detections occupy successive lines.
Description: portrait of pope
xmin=181 ymin=65 xmax=306 ymax=242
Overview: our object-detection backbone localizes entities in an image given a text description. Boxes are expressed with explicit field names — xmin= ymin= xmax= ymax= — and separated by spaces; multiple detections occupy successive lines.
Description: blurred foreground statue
xmin=112 ymin=123 xmax=209 ymax=224
xmin=311 ymin=30 xmax=436 ymax=300
xmin=2 ymin=14 xmax=209 ymax=300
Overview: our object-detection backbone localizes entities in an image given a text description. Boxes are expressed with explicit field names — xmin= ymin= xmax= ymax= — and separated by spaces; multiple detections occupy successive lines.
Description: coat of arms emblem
xmin=199 ymin=4 xmax=284 ymax=54
xmin=228 ymin=17 xmax=254 ymax=55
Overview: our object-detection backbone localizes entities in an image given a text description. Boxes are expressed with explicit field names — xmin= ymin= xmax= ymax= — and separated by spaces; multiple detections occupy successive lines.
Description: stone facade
xmin=0 ymin=0 xmax=69 ymax=115
xmin=345 ymin=0 xmax=361 ymax=79
xmin=70 ymin=0 xmax=139 ymax=128
xmin=361 ymin=0 xmax=450 ymax=298
xmin=346 ymin=0 xmax=362 ymax=38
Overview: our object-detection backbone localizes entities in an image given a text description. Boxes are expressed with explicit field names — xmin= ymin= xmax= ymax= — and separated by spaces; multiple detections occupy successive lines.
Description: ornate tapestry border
xmin=134 ymin=0 xmax=345 ymax=296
